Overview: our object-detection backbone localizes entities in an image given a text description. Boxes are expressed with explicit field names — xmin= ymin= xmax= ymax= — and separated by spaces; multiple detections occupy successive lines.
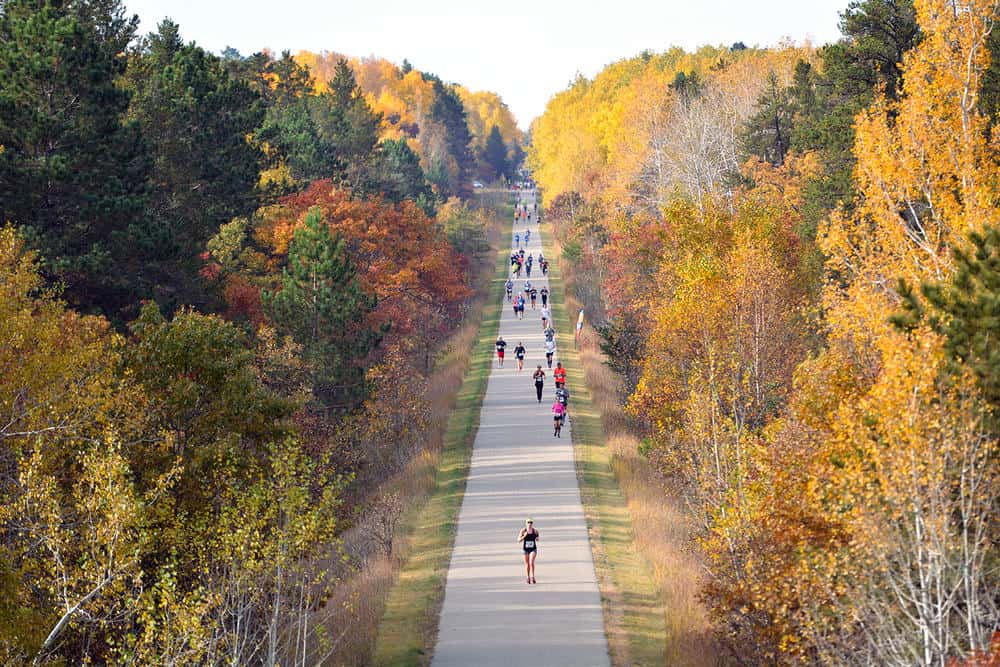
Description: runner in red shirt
xmin=553 ymin=362 xmax=567 ymax=389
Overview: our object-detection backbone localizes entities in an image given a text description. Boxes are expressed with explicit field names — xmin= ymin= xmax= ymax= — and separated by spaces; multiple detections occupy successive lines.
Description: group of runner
xmin=513 ymin=200 xmax=538 ymax=224
xmin=505 ymin=277 xmax=552 ymax=320
xmin=505 ymin=186 xmax=574 ymax=583
xmin=509 ymin=248 xmax=549 ymax=278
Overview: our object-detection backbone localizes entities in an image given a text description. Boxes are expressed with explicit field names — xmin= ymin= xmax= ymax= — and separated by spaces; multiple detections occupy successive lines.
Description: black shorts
xmin=523 ymin=547 xmax=536 ymax=554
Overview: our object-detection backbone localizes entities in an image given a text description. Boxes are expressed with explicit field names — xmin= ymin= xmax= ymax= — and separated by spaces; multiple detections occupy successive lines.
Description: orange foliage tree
xmin=256 ymin=180 xmax=469 ymax=361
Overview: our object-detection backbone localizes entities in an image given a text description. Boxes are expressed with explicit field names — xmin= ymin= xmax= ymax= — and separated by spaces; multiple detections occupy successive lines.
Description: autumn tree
xmin=754 ymin=0 xmax=1000 ymax=662
xmin=0 ymin=228 xmax=146 ymax=664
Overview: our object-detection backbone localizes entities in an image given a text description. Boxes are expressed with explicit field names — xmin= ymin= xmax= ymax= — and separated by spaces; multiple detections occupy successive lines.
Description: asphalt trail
xmin=431 ymin=190 xmax=610 ymax=667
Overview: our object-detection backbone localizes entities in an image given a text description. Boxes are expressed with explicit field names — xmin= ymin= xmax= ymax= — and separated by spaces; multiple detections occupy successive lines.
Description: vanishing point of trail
xmin=431 ymin=191 xmax=610 ymax=666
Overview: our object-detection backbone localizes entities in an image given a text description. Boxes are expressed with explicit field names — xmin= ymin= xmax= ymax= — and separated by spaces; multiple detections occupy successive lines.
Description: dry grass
xmin=581 ymin=351 xmax=718 ymax=666
xmin=321 ymin=205 xmax=506 ymax=666
xmin=368 ymin=202 xmax=510 ymax=666
xmin=545 ymin=229 xmax=720 ymax=666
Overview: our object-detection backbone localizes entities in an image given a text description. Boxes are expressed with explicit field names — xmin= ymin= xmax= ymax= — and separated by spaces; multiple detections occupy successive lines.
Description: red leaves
xmin=260 ymin=181 xmax=470 ymax=345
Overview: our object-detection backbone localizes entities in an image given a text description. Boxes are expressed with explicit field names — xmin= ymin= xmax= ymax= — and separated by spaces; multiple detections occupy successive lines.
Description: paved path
xmin=431 ymin=191 xmax=610 ymax=666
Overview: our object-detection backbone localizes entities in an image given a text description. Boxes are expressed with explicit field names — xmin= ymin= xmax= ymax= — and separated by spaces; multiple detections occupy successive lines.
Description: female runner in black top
xmin=532 ymin=365 xmax=545 ymax=402
xmin=517 ymin=518 xmax=539 ymax=584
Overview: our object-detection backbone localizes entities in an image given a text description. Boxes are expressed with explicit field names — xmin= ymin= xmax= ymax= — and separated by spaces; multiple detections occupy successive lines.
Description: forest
xmin=0 ymin=0 xmax=521 ymax=663
xmin=530 ymin=0 xmax=1000 ymax=664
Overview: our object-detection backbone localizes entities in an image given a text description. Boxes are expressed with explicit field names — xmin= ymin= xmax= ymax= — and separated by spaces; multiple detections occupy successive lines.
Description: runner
xmin=552 ymin=400 xmax=565 ymax=437
xmin=514 ymin=341 xmax=526 ymax=371
xmin=517 ymin=519 xmax=539 ymax=584
xmin=541 ymin=305 xmax=550 ymax=330
xmin=541 ymin=258 xmax=549 ymax=275
xmin=514 ymin=231 xmax=520 ymax=249
xmin=544 ymin=324 xmax=555 ymax=343
xmin=525 ymin=229 xmax=531 ymax=244
xmin=553 ymin=362 xmax=567 ymax=389
xmin=517 ymin=293 xmax=526 ymax=320
xmin=540 ymin=286 xmax=549 ymax=306
xmin=532 ymin=365 xmax=546 ymax=403
xmin=530 ymin=287 xmax=538 ymax=309
xmin=505 ymin=277 xmax=514 ymax=302
xmin=495 ymin=336 xmax=507 ymax=368
xmin=544 ymin=337 xmax=556 ymax=368
xmin=555 ymin=384 xmax=570 ymax=425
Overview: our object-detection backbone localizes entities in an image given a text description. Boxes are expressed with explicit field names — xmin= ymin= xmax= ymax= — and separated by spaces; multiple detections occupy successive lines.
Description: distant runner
xmin=553 ymin=362 xmax=567 ymax=389
xmin=552 ymin=401 xmax=565 ymax=437
xmin=495 ymin=335 xmax=507 ymax=368
xmin=544 ymin=338 xmax=556 ymax=368
xmin=514 ymin=341 xmax=526 ymax=371
xmin=555 ymin=384 xmax=570 ymax=426
xmin=540 ymin=286 xmax=549 ymax=306
xmin=532 ymin=365 xmax=546 ymax=403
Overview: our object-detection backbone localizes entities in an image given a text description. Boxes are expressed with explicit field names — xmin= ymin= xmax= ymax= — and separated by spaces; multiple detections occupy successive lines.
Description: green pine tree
xmin=429 ymin=78 xmax=476 ymax=198
xmin=310 ymin=59 xmax=384 ymax=193
xmin=483 ymin=124 xmax=510 ymax=181
xmin=262 ymin=208 xmax=383 ymax=411
xmin=762 ymin=0 xmax=921 ymax=241
xmin=124 ymin=19 xmax=264 ymax=314
xmin=743 ymin=71 xmax=794 ymax=166
xmin=0 ymin=0 xmax=150 ymax=317
xmin=895 ymin=227 xmax=1000 ymax=417
xmin=374 ymin=138 xmax=435 ymax=210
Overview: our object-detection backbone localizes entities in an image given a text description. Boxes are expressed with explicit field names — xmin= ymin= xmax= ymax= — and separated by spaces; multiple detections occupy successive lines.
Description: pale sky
xmin=124 ymin=0 xmax=848 ymax=129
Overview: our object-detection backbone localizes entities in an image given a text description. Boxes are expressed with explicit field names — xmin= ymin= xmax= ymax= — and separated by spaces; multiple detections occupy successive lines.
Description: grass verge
xmin=370 ymin=197 xmax=510 ymax=666
xmin=540 ymin=217 xmax=670 ymax=666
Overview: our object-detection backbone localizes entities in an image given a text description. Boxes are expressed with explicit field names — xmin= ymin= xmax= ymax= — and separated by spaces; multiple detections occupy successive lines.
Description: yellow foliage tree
xmin=748 ymin=1 xmax=1000 ymax=662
